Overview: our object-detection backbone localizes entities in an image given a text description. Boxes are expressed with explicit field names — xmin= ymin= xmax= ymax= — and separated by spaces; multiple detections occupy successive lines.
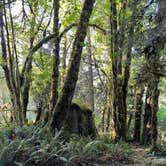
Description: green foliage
xmin=149 ymin=143 xmax=166 ymax=157
xmin=0 ymin=126 xmax=134 ymax=165
xmin=158 ymin=106 xmax=166 ymax=130
xmin=0 ymin=125 xmax=67 ymax=165
xmin=155 ymin=143 xmax=166 ymax=156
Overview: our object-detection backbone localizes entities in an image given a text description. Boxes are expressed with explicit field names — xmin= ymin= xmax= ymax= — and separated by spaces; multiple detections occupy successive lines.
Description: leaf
xmin=14 ymin=162 xmax=24 ymax=166
xmin=58 ymin=156 xmax=68 ymax=162
xmin=80 ymin=42 xmax=86 ymax=47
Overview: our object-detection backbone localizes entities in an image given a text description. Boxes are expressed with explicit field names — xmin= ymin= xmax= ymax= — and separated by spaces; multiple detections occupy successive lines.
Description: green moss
xmin=72 ymin=99 xmax=92 ymax=111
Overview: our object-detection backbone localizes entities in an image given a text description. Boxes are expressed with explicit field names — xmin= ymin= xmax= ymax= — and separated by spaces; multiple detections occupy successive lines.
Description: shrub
xmin=0 ymin=125 xmax=133 ymax=165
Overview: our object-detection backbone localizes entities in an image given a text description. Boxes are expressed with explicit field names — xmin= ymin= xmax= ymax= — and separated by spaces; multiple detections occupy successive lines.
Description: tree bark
xmin=106 ymin=106 xmax=111 ymax=132
xmin=151 ymin=78 xmax=160 ymax=149
xmin=61 ymin=36 xmax=67 ymax=85
xmin=2 ymin=0 xmax=23 ymax=126
xmin=134 ymin=84 xmax=144 ymax=142
xmin=0 ymin=1 xmax=14 ymax=107
xmin=87 ymin=28 xmax=95 ymax=112
xmin=49 ymin=0 xmax=60 ymax=116
xmin=110 ymin=0 xmax=139 ymax=141
xmin=102 ymin=107 xmax=106 ymax=132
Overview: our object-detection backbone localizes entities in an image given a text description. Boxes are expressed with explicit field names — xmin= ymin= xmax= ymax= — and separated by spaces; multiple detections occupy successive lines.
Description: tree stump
xmin=61 ymin=103 xmax=98 ymax=138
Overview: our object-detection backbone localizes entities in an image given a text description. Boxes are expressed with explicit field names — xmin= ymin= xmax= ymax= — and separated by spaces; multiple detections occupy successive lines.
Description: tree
xmin=51 ymin=0 xmax=96 ymax=132
xmin=49 ymin=0 xmax=60 ymax=118
xmin=110 ymin=0 xmax=139 ymax=140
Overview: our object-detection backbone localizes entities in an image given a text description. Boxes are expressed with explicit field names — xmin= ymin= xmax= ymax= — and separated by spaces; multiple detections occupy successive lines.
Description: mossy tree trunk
xmin=0 ymin=1 xmax=15 ymax=115
xmin=20 ymin=1 xmax=41 ymax=123
xmin=141 ymin=83 xmax=152 ymax=144
xmin=61 ymin=103 xmax=98 ymax=138
xmin=110 ymin=0 xmax=139 ymax=141
xmin=50 ymin=0 xmax=96 ymax=132
xmin=134 ymin=84 xmax=144 ymax=142
xmin=49 ymin=0 xmax=60 ymax=117
xmin=141 ymin=0 xmax=166 ymax=141
xmin=151 ymin=78 xmax=160 ymax=149
xmin=1 ymin=0 xmax=23 ymax=126
xmin=102 ymin=107 xmax=106 ymax=132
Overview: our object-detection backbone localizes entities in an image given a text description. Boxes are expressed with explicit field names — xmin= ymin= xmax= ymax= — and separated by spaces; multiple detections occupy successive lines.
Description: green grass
xmin=158 ymin=106 xmax=166 ymax=130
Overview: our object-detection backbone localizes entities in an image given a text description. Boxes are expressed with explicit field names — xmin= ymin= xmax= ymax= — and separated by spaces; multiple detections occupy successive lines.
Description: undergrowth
xmin=0 ymin=125 xmax=134 ymax=166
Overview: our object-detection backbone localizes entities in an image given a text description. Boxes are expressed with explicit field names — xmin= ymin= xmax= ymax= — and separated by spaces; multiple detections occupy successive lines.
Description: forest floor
xmin=128 ymin=143 xmax=166 ymax=166
xmin=0 ymin=108 xmax=165 ymax=166
xmin=67 ymin=143 xmax=166 ymax=166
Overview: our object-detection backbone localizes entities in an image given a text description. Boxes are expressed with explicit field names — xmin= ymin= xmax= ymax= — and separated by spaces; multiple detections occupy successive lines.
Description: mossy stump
xmin=61 ymin=103 xmax=98 ymax=138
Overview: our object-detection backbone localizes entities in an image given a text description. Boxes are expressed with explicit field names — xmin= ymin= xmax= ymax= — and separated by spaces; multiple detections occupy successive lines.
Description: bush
xmin=151 ymin=143 xmax=166 ymax=156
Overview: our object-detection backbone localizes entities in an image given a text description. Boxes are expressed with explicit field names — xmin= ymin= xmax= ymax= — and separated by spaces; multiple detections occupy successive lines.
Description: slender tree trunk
xmin=0 ymin=1 xmax=14 ymax=109
xmin=49 ymin=0 xmax=60 ymax=117
xmin=22 ymin=54 xmax=33 ymax=122
xmin=110 ymin=0 xmax=120 ymax=140
xmin=3 ymin=0 xmax=23 ymax=126
xmin=102 ymin=107 xmax=106 ymax=132
xmin=35 ymin=101 xmax=43 ymax=123
xmin=151 ymin=78 xmax=160 ymax=149
xmin=50 ymin=0 xmax=95 ymax=132
xmin=21 ymin=1 xmax=39 ymax=123
xmin=134 ymin=84 xmax=144 ymax=142
xmin=61 ymin=36 xmax=67 ymax=85
xmin=106 ymin=106 xmax=111 ymax=132
xmin=141 ymin=84 xmax=152 ymax=144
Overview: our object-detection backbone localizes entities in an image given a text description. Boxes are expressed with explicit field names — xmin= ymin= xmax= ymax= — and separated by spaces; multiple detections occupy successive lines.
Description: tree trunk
xmin=141 ymin=83 xmax=152 ymax=144
xmin=2 ymin=0 xmax=23 ymax=126
xmin=106 ymin=106 xmax=111 ymax=132
xmin=35 ymin=101 xmax=43 ymax=123
xmin=22 ymin=54 xmax=33 ymax=123
xmin=0 ymin=1 xmax=14 ymax=111
xmin=21 ymin=1 xmax=39 ymax=123
xmin=102 ymin=107 xmax=106 ymax=132
xmin=87 ymin=28 xmax=95 ymax=112
xmin=134 ymin=84 xmax=144 ymax=142
xmin=110 ymin=0 xmax=139 ymax=141
xmin=50 ymin=0 xmax=95 ymax=132
xmin=151 ymin=78 xmax=160 ymax=149
xmin=49 ymin=0 xmax=60 ymax=116
xmin=61 ymin=36 xmax=67 ymax=85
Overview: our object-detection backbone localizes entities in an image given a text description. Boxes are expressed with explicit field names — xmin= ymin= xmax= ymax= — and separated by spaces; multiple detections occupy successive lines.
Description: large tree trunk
xmin=141 ymin=0 xmax=166 ymax=146
xmin=50 ymin=0 xmax=95 ymax=132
